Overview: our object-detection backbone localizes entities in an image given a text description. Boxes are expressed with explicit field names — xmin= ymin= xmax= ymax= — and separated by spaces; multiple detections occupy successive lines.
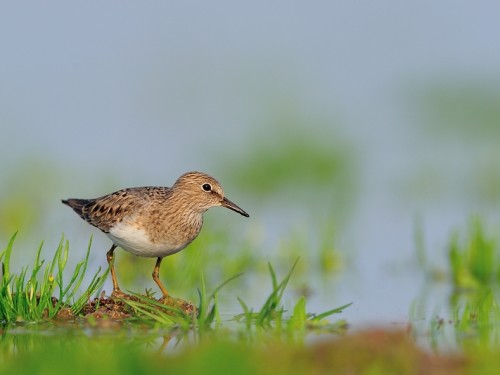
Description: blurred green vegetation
xmin=1 ymin=324 xmax=494 ymax=375
xmin=420 ymin=288 xmax=500 ymax=353
xmin=415 ymin=217 xmax=500 ymax=288
xmin=412 ymin=217 xmax=500 ymax=353
xmin=447 ymin=218 xmax=500 ymax=289
xmin=472 ymin=155 xmax=500 ymax=205
xmin=219 ymin=118 xmax=357 ymax=220
xmin=417 ymin=81 xmax=500 ymax=138
xmin=0 ymin=159 xmax=60 ymax=237
xmin=406 ymin=80 xmax=500 ymax=205
xmin=450 ymin=289 xmax=500 ymax=350
xmin=0 ymin=157 xmax=121 ymax=244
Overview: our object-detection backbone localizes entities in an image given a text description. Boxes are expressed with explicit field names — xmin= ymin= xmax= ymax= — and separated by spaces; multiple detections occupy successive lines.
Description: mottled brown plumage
xmin=62 ymin=171 xmax=249 ymax=298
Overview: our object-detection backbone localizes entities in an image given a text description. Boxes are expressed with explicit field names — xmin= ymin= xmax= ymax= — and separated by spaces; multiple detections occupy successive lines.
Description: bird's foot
xmin=159 ymin=295 xmax=198 ymax=315
xmin=158 ymin=294 xmax=174 ymax=305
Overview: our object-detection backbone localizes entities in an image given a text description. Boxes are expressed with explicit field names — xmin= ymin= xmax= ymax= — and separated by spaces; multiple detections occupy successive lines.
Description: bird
xmin=62 ymin=171 xmax=249 ymax=299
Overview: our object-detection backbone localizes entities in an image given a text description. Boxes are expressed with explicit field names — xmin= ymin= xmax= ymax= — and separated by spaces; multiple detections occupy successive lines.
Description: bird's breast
xmin=106 ymin=212 xmax=203 ymax=258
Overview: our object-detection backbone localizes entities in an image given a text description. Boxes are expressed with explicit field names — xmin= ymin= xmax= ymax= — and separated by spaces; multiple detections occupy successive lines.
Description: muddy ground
xmin=53 ymin=292 xmax=197 ymax=322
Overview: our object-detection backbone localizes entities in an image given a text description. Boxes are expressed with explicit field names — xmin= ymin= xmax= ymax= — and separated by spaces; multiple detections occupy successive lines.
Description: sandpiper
xmin=62 ymin=171 xmax=249 ymax=298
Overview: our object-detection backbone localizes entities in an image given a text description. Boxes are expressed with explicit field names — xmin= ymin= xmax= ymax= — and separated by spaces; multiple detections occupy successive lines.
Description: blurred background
xmin=1 ymin=1 xmax=500 ymax=327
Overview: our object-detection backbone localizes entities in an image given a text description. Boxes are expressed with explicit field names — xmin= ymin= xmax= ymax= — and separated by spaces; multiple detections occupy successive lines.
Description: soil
xmin=52 ymin=292 xmax=197 ymax=322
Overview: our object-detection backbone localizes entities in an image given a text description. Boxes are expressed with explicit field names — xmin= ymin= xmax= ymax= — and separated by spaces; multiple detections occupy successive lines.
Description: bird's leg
xmin=152 ymin=257 xmax=169 ymax=298
xmin=106 ymin=244 xmax=125 ymax=298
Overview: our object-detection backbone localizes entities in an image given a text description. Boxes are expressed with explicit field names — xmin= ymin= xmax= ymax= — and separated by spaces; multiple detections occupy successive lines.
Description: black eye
xmin=202 ymin=183 xmax=212 ymax=192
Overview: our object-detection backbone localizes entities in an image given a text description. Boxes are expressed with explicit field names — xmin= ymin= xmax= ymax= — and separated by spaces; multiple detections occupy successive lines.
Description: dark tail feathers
xmin=62 ymin=198 xmax=91 ymax=217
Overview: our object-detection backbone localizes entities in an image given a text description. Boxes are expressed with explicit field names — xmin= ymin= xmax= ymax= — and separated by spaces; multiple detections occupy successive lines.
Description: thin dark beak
xmin=221 ymin=197 xmax=249 ymax=217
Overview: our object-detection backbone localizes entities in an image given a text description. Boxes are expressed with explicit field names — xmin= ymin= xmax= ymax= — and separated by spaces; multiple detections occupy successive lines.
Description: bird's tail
xmin=61 ymin=198 xmax=90 ymax=218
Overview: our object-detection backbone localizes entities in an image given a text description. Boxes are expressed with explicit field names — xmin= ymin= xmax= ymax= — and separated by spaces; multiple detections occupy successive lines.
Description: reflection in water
xmin=412 ymin=283 xmax=500 ymax=351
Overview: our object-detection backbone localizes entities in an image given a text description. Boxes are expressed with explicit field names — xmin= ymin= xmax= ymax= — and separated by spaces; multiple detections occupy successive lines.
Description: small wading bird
xmin=62 ymin=171 xmax=249 ymax=298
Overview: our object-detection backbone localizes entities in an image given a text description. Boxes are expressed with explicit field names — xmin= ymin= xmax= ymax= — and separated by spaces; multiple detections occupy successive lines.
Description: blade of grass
xmin=256 ymin=258 xmax=299 ymax=325
xmin=310 ymin=302 xmax=353 ymax=321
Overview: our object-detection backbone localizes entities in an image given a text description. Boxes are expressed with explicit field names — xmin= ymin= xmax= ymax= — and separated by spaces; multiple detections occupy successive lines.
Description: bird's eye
xmin=202 ymin=183 xmax=212 ymax=192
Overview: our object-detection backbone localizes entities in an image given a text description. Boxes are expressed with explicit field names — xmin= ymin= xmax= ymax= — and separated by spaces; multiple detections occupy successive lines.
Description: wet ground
xmin=52 ymin=292 xmax=197 ymax=321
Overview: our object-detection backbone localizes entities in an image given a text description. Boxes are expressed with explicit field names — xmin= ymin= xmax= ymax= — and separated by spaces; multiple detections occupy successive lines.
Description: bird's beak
xmin=221 ymin=197 xmax=250 ymax=217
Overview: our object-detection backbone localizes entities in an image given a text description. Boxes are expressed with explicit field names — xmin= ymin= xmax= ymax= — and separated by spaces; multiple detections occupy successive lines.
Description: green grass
xmin=415 ymin=217 xmax=500 ymax=288
xmin=448 ymin=217 xmax=500 ymax=288
xmin=0 ymin=233 xmax=108 ymax=322
xmin=122 ymin=258 xmax=350 ymax=339
xmin=123 ymin=272 xmax=244 ymax=330
xmin=0 ymin=234 xmax=350 ymax=339
xmin=6 ymin=225 xmax=500 ymax=374
xmin=0 ymin=235 xmax=360 ymax=375
xmin=235 ymin=259 xmax=350 ymax=333
xmin=412 ymin=217 xmax=500 ymax=352
xmin=453 ymin=290 xmax=500 ymax=349
xmin=115 ymin=215 xmax=344 ymax=306
xmin=424 ymin=288 xmax=500 ymax=351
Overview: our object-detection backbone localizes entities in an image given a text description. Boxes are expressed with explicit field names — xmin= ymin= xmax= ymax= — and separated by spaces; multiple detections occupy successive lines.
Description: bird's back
xmin=62 ymin=187 xmax=172 ymax=233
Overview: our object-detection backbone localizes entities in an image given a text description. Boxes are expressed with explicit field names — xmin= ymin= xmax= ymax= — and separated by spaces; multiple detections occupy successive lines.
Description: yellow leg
xmin=106 ymin=244 xmax=125 ymax=297
xmin=152 ymin=257 xmax=169 ymax=298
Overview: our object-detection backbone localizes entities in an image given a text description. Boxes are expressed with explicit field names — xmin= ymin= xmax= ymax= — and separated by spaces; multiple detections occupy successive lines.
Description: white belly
xmin=107 ymin=222 xmax=185 ymax=258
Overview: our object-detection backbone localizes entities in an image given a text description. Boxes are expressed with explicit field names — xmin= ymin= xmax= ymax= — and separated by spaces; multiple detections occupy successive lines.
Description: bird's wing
xmin=81 ymin=188 xmax=155 ymax=232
